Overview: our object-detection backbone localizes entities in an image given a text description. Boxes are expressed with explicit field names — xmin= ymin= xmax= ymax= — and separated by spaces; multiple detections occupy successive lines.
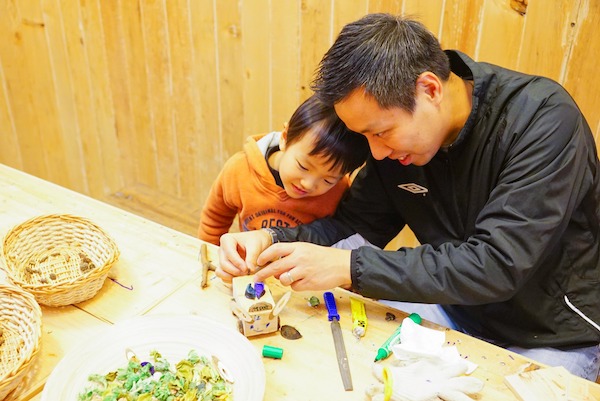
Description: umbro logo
xmin=398 ymin=183 xmax=428 ymax=195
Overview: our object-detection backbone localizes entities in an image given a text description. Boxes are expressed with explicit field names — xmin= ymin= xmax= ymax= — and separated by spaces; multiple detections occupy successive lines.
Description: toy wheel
xmin=237 ymin=319 xmax=244 ymax=334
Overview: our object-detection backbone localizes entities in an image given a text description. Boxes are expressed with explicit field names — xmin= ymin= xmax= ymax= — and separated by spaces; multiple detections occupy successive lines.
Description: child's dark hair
xmin=285 ymin=95 xmax=369 ymax=174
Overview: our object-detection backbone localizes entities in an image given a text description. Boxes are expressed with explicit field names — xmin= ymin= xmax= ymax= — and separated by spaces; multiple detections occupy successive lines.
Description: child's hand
xmin=217 ymin=230 xmax=272 ymax=283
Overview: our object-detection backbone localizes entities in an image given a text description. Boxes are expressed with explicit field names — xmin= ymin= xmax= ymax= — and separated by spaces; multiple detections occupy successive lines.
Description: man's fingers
xmin=253 ymin=262 xmax=275 ymax=282
xmin=253 ymin=257 xmax=288 ymax=282
xmin=256 ymin=242 xmax=291 ymax=266
xmin=253 ymin=244 xmax=297 ymax=282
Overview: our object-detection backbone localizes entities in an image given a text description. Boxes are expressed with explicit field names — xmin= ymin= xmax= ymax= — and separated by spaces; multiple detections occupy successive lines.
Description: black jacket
xmin=272 ymin=50 xmax=600 ymax=348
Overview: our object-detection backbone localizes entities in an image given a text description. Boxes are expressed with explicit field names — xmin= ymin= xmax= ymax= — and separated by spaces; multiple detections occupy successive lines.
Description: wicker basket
xmin=1 ymin=214 xmax=120 ymax=307
xmin=0 ymin=283 xmax=42 ymax=400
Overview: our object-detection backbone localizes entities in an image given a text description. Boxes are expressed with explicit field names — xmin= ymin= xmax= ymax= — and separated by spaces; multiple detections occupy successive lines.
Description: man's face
xmin=334 ymin=88 xmax=448 ymax=166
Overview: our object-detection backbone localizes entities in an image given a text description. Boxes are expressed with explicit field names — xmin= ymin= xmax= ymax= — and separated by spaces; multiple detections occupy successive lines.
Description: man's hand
xmin=217 ymin=230 xmax=272 ymax=283
xmin=253 ymin=242 xmax=353 ymax=291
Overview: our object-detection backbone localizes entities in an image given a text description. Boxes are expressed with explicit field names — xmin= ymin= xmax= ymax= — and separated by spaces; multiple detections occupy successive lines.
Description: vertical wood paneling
xmin=271 ymin=0 xmax=301 ymax=130
xmin=0 ymin=1 xmax=599 ymax=222
xmin=299 ymin=0 xmax=332 ymax=101
xmin=517 ymin=0 xmax=577 ymax=81
xmin=188 ymin=0 xmax=222 ymax=201
xmin=81 ymin=0 xmax=123 ymax=194
xmin=140 ymin=0 xmax=178 ymax=195
xmin=53 ymin=0 xmax=112 ymax=197
xmin=368 ymin=0 xmax=403 ymax=15
xmin=120 ymin=0 xmax=157 ymax=187
xmin=333 ymin=0 xmax=367 ymax=38
xmin=60 ymin=0 xmax=104 ymax=197
xmin=166 ymin=0 xmax=201 ymax=200
xmin=242 ymin=1 xmax=272 ymax=137
xmin=1 ymin=1 xmax=56 ymax=181
xmin=563 ymin=0 xmax=600 ymax=138
xmin=475 ymin=0 xmax=524 ymax=68
xmin=215 ymin=0 xmax=244 ymax=160
xmin=402 ymin=0 xmax=444 ymax=36
xmin=98 ymin=0 xmax=136 ymax=188
xmin=0 ymin=60 xmax=21 ymax=167
xmin=440 ymin=0 xmax=485 ymax=53
xmin=41 ymin=0 xmax=87 ymax=193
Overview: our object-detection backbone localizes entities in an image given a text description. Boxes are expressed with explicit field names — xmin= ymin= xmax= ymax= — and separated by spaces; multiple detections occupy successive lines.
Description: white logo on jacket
xmin=398 ymin=183 xmax=428 ymax=195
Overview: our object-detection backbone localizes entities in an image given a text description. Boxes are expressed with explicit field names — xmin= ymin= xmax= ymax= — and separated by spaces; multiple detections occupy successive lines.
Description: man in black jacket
xmin=216 ymin=14 xmax=600 ymax=380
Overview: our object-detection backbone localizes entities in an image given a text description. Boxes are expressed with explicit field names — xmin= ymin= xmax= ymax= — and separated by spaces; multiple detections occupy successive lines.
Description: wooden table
xmin=1 ymin=163 xmax=598 ymax=401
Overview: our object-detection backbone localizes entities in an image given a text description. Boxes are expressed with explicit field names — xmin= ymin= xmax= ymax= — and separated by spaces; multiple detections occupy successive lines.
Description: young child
xmin=198 ymin=95 xmax=369 ymax=245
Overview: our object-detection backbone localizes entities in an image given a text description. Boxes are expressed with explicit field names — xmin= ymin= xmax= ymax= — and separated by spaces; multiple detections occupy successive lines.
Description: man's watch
xmin=262 ymin=227 xmax=279 ymax=245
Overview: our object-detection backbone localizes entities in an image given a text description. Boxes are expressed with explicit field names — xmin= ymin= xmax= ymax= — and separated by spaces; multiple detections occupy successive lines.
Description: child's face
xmin=278 ymin=130 xmax=344 ymax=199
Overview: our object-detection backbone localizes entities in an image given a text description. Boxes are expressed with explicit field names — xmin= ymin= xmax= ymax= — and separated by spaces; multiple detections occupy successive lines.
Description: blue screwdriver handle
xmin=324 ymin=291 xmax=340 ymax=321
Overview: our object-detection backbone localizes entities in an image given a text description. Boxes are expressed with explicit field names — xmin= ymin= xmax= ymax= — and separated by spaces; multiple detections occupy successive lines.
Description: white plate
xmin=41 ymin=314 xmax=265 ymax=401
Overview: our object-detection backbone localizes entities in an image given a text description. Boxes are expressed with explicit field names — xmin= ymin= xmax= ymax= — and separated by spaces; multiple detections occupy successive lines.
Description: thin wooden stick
xmin=200 ymin=243 xmax=215 ymax=288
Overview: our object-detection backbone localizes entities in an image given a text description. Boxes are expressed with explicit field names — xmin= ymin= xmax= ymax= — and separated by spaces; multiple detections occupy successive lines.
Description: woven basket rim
xmin=2 ymin=213 xmax=114 ymax=243
xmin=0 ymin=283 xmax=42 ymax=390
xmin=1 ymin=214 xmax=120 ymax=303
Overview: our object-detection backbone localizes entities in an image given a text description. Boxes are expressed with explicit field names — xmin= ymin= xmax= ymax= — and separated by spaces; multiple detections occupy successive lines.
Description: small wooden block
xmin=504 ymin=366 xmax=600 ymax=401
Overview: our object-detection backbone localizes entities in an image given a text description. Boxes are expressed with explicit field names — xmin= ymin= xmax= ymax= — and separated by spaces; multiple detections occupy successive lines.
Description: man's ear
xmin=280 ymin=123 xmax=288 ymax=151
xmin=416 ymin=71 xmax=443 ymax=105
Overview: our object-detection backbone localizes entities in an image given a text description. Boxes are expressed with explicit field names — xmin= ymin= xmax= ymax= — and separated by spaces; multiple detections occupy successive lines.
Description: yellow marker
xmin=350 ymin=297 xmax=367 ymax=338
xmin=382 ymin=367 xmax=393 ymax=401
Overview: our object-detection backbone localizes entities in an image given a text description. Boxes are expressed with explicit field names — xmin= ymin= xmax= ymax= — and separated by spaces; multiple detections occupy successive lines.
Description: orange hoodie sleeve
xmin=197 ymin=156 xmax=242 ymax=245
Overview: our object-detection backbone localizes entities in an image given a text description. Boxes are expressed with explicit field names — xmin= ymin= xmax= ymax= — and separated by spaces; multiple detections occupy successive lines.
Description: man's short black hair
xmin=312 ymin=13 xmax=450 ymax=112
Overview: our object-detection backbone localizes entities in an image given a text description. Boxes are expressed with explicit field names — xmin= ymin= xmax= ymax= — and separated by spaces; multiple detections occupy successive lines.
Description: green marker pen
xmin=374 ymin=313 xmax=422 ymax=362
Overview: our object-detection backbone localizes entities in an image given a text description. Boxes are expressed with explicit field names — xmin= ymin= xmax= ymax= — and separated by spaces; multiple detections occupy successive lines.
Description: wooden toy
xmin=230 ymin=275 xmax=291 ymax=337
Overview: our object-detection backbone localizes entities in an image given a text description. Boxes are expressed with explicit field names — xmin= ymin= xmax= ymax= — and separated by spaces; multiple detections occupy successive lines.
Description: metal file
xmin=324 ymin=291 xmax=353 ymax=391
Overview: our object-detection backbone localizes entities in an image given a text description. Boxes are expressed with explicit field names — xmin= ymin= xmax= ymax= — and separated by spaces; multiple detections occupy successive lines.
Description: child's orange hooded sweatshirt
xmin=198 ymin=132 xmax=350 ymax=245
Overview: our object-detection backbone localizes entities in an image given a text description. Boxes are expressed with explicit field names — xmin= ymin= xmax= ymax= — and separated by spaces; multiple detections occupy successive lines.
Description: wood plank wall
xmin=1 ymin=0 xmax=599 ymax=238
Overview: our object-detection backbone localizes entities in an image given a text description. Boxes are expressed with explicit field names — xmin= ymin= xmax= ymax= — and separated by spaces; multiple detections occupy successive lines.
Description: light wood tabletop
xmin=1 ymin=163 xmax=598 ymax=401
